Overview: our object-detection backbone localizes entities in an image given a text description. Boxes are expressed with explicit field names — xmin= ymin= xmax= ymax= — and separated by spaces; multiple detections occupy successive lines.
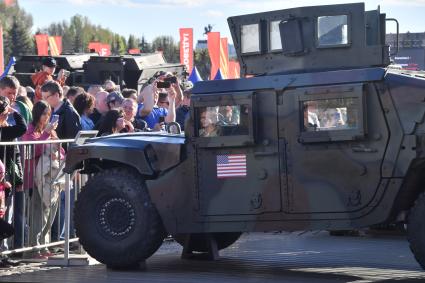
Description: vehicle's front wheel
xmin=407 ymin=192 xmax=425 ymax=270
xmin=74 ymin=168 xmax=166 ymax=269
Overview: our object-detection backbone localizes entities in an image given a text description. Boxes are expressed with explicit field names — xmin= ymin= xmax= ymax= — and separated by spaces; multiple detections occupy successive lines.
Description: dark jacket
xmin=54 ymin=99 xmax=82 ymax=140
xmin=0 ymin=112 xmax=27 ymax=182
xmin=89 ymin=108 xmax=102 ymax=127
xmin=176 ymin=105 xmax=190 ymax=131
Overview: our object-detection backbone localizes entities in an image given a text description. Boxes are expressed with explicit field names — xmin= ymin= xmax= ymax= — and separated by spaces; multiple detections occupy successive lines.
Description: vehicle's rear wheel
xmin=74 ymin=168 xmax=166 ymax=269
xmin=407 ymin=192 xmax=425 ymax=270
xmin=173 ymin=232 xmax=242 ymax=252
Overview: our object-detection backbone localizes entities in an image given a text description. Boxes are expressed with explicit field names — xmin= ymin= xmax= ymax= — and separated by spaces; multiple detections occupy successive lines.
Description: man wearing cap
xmin=106 ymin=91 xmax=124 ymax=110
xmin=31 ymin=57 xmax=68 ymax=103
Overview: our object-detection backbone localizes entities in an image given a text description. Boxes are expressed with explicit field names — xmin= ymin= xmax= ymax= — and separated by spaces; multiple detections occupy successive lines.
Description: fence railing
xmin=0 ymin=138 xmax=83 ymax=265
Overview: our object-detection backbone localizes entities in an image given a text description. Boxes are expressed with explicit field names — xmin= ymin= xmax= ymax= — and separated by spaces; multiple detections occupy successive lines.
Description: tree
xmin=151 ymin=36 xmax=179 ymax=63
xmin=194 ymin=49 xmax=211 ymax=80
xmin=127 ymin=34 xmax=139 ymax=50
xmin=0 ymin=2 xmax=34 ymax=61
xmin=5 ymin=17 xmax=33 ymax=58
xmin=139 ymin=35 xmax=151 ymax=53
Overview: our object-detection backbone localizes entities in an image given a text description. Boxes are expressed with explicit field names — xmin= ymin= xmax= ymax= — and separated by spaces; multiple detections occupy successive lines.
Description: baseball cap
xmin=42 ymin=57 xmax=57 ymax=68
xmin=106 ymin=91 xmax=124 ymax=105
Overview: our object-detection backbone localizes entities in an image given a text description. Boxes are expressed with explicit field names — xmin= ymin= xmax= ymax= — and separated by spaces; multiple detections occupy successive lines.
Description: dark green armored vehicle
xmin=65 ymin=2 xmax=425 ymax=269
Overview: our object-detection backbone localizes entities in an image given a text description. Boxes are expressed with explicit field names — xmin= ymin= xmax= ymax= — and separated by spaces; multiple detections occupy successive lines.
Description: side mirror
xmin=279 ymin=18 xmax=305 ymax=56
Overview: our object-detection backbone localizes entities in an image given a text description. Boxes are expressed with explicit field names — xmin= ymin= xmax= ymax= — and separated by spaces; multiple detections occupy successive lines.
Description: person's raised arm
xmin=165 ymin=83 xmax=177 ymax=123
xmin=139 ymin=84 xmax=155 ymax=117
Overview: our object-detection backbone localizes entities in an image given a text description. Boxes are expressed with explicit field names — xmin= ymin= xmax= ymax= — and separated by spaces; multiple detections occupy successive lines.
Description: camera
xmin=156 ymin=81 xmax=171 ymax=88
xmin=164 ymin=76 xmax=177 ymax=84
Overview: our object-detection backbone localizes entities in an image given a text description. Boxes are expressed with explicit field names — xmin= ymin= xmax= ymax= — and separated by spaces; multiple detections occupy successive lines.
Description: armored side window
xmin=192 ymin=92 xmax=255 ymax=148
xmin=269 ymin=20 xmax=282 ymax=51
xmin=298 ymin=84 xmax=365 ymax=143
xmin=241 ymin=24 xmax=260 ymax=54
xmin=197 ymin=105 xmax=250 ymax=138
xmin=303 ymin=98 xmax=359 ymax=132
xmin=317 ymin=15 xmax=349 ymax=47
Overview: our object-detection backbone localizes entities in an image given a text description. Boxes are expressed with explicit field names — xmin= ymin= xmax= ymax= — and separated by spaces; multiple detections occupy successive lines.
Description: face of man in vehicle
xmin=0 ymin=87 xmax=17 ymax=104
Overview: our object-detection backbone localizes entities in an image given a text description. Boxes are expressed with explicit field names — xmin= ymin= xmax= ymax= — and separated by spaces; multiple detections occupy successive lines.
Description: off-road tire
xmin=407 ymin=192 xmax=425 ymax=270
xmin=174 ymin=232 xmax=242 ymax=252
xmin=74 ymin=168 xmax=166 ymax=269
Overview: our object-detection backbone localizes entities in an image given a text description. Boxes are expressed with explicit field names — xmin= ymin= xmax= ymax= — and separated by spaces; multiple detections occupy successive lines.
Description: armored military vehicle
xmin=65 ymin=2 xmax=425 ymax=269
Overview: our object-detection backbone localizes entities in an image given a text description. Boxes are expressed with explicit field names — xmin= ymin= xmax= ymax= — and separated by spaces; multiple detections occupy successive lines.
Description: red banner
xmin=35 ymin=34 xmax=49 ymax=56
xmin=54 ymin=36 xmax=62 ymax=55
xmin=88 ymin=42 xmax=111 ymax=56
xmin=179 ymin=28 xmax=193 ymax=74
xmin=128 ymin=48 xmax=140 ymax=54
xmin=220 ymin=37 xmax=229 ymax=79
xmin=48 ymin=36 xmax=62 ymax=56
xmin=207 ymin=32 xmax=220 ymax=80
xmin=228 ymin=61 xmax=240 ymax=79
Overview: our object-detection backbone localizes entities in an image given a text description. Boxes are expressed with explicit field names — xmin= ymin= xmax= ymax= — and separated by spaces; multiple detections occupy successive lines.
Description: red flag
xmin=35 ymin=34 xmax=49 ymax=56
xmin=54 ymin=36 xmax=62 ymax=55
xmin=128 ymin=48 xmax=140 ymax=54
xmin=228 ymin=61 xmax=240 ymax=79
xmin=99 ymin=44 xmax=111 ymax=56
xmin=208 ymin=32 xmax=220 ymax=80
xmin=88 ymin=42 xmax=110 ymax=56
xmin=0 ymin=24 xmax=3 ymax=74
xmin=220 ymin=37 xmax=229 ymax=79
xmin=88 ymin=42 xmax=101 ymax=52
xmin=179 ymin=28 xmax=193 ymax=74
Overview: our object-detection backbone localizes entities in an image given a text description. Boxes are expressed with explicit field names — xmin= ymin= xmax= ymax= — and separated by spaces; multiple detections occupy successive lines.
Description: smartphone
xmin=51 ymin=114 xmax=59 ymax=123
xmin=158 ymin=116 xmax=165 ymax=123
xmin=156 ymin=81 xmax=171 ymax=88
xmin=164 ymin=76 xmax=177 ymax=84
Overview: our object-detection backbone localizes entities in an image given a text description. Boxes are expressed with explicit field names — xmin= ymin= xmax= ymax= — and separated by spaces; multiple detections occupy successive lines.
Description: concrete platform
xmin=1 ymin=232 xmax=424 ymax=282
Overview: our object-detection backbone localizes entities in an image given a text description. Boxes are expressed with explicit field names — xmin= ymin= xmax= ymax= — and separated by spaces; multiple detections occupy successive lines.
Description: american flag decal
xmin=216 ymin=154 xmax=247 ymax=178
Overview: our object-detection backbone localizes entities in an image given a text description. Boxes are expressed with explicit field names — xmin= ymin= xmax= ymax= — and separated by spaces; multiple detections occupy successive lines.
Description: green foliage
xmin=151 ymin=36 xmax=179 ymax=63
xmin=0 ymin=2 xmax=34 ymax=61
xmin=194 ymin=48 xmax=210 ymax=80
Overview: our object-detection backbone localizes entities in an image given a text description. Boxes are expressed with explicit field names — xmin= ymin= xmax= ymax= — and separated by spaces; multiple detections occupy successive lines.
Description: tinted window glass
xmin=302 ymin=98 xmax=359 ymax=132
xmin=241 ymin=24 xmax=260 ymax=53
xmin=317 ymin=15 xmax=348 ymax=46
xmin=197 ymin=105 xmax=250 ymax=137
xmin=270 ymin=20 xmax=282 ymax=51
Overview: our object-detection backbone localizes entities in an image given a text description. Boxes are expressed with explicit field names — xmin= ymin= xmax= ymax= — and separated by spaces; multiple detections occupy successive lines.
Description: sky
xmin=18 ymin=0 xmax=425 ymax=44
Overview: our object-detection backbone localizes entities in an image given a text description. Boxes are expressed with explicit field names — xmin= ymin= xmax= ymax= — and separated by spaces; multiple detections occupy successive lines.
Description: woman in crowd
xmin=98 ymin=109 xmax=133 ymax=136
xmin=73 ymin=92 xmax=95 ymax=130
xmin=22 ymin=100 xmax=60 ymax=258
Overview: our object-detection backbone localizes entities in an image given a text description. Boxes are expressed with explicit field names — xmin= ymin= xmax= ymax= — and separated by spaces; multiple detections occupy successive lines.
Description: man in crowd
xmin=87 ymin=85 xmax=104 ymax=97
xmin=65 ymin=86 xmax=84 ymax=105
xmin=106 ymin=91 xmax=124 ymax=110
xmin=41 ymin=81 xmax=81 ymax=140
xmin=0 ymin=76 xmax=28 ymax=250
xmin=176 ymin=82 xmax=193 ymax=131
xmin=89 ymin=90 xmax=109 ymax=127
xmin=31 ymin=57 xmax=68 ymax=103
xmin=138 ymin=75 xmax=181 ymax=130
xmin=103 ymin=80 xmax=117 ymax=93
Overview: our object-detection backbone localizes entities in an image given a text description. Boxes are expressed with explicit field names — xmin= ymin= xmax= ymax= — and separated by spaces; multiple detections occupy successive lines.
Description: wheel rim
xmin=97 ymin=197 xmax=136 ymax=239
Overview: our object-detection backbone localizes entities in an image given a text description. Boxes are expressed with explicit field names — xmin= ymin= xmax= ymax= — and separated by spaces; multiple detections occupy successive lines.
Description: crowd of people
xmin=0 ymin=56 xmax=193 ymax=267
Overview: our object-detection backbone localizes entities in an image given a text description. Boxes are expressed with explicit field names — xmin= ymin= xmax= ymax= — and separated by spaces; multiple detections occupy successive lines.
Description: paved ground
xmin=1 ymin=232 xmax=425 ymax=283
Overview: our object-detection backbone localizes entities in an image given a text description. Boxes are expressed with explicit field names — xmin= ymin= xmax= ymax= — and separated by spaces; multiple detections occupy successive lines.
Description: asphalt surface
xmin=1 ymin=231 xmax=425 ymax=283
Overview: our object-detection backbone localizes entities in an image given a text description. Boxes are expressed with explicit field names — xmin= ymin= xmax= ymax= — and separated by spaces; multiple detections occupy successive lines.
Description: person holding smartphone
xmin=137 ymin=74 xmax=180 ymax=131
xmin=22 ymin=101 xmax=63 ymax=258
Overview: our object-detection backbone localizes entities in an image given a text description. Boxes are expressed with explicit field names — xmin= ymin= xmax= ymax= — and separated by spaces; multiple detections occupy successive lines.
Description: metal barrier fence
xmin=0 ymin=138 xmax=83 ymax=265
